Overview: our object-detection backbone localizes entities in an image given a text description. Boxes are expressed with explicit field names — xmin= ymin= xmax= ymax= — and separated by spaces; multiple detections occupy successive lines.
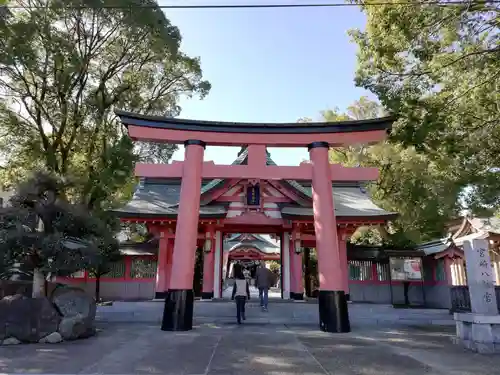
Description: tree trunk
xmin=95 ymin=274 xmax=101 ymax=302
xmin=32 ymin=268 xmax=45 ymax=298
xmin=33 ymin=217 xmax=46 ymax=298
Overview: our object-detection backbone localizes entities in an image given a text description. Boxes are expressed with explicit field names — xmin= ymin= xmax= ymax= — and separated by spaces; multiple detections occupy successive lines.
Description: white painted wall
xmin=282 ymin=232 xmax=291 ymax=299
xmin=213 ymin=231 xmax=222 ymax=299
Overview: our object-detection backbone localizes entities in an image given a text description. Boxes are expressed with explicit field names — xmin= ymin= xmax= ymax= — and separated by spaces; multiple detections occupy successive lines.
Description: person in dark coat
xmin=255 ymin=262 xmax=273 ymax=311
xmin=231 ymin=264 xmax=250 ymax=324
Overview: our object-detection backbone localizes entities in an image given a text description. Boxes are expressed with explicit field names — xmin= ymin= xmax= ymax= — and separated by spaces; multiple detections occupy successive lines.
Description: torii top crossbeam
xmin=115 ymin=110 xmax=394 ymax=182
xmin=116 ymin=110 xmax=393 ymax=147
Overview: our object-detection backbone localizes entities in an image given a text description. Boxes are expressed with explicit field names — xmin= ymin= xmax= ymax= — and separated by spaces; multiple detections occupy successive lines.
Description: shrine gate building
xmin=113 ymin=111 xmax=395 ymax=333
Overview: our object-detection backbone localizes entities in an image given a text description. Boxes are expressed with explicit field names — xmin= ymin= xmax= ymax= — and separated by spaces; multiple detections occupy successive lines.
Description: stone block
xmin=51 ymin=287 xmax=96 ymax=339
xmin=39 ymin=332 xmax=63 ymax=344
xmin=0 ymin=294 xmax=25 ymax=340
xmin=475 ymin=342 xmax=497 ymax=354
xmin=51 ymin=287 xmax=96 ymax=320
xmin=455 ymin=313 xmax=500 ymax=353
xmin=472 ymin=322 xmax=493 ymax=343
xmin=462 ymin=339 xmax=474 ymax=350
xmin=1 ymin=296 xmax=61 ymax=343
xmin=58 ymin=314 xmax=96 ymax=341
xmin=2 ymin=337 xmax=21 ymax=345
xmin=492 ymin=324 xmax=500 ymax=342
xmin=456 ymin=321 xmax=470 ymax=340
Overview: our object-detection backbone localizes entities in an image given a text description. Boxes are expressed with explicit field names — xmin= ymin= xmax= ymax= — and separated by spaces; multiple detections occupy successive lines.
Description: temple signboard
xmin=389 ymin=257 xmax=422 ymax=281
xmin=246 ymin=184 xmax=260 ymax=206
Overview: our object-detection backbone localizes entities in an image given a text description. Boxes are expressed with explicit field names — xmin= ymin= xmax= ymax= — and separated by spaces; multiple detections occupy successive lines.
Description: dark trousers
xmin=235 ymin=296 xmax=246 ymax=323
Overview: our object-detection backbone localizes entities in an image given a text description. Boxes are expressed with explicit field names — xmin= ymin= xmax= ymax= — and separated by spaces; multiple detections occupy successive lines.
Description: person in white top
xmin=231 ymin=265 xmax=251 ymax=324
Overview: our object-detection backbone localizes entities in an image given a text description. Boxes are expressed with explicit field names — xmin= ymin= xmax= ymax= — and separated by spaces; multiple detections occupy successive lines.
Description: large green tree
xmin=0 ymin=0 xmax=210 ymax=211
xmin=323 ymin=97 xmax=462 ymax=244
xmin=349 ymin=0 xmax=500 ymax=216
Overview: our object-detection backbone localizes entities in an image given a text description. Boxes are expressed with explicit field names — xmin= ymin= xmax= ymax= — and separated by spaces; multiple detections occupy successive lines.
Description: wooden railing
xmin=450 ymin=286 xmax=500 ymax=313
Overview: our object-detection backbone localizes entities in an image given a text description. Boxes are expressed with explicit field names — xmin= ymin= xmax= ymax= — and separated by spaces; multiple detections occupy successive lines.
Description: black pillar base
xmin=318 ymin=290 xmax=350 ymax=333
xmin=201 ymin=291 xmax=214 ymax=300
xmin=290 ymin=292 xmax=304 ymax=300
xmin=161 ymin=289 xmax=194 ymax=331
xmin=155 ymin=291 xmax=168 ymax=299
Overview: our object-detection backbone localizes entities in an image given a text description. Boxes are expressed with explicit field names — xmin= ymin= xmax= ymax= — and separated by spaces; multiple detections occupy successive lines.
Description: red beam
xmin=128 ymin=125 xmax=387 ymax=147
xmin=135 ymin=162 xmax=379 ymax=181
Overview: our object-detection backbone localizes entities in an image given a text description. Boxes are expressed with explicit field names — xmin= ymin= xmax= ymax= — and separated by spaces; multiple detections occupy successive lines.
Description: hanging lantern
xmin=203 ymin=232 xmax=212 ymax=253
xmin=295 ymin=233 xmax=302 ymax=254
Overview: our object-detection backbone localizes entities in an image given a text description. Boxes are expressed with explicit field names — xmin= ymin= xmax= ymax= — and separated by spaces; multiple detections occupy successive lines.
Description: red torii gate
xmin=117 ymin=110 xmax=394 ymax=333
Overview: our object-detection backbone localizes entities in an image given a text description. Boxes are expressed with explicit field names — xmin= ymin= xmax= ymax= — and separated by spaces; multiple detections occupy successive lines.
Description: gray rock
xmin=52 ymin=287 xmax=96 ymax=339
xmin=39 ymin=332 xmax=63 ymax=344
xmin=1 ymin=296 xmax=61 ymax=343
xmin=2 ymin=337 xmax=21 ymax=345
xmin=58 ymin=314 xmax=95 ymax=340
xmin=0 ymin=294 xmax=25 ymax=340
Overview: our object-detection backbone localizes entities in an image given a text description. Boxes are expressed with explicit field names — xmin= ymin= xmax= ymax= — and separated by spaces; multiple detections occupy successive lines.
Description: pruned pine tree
xmin=0 ymin=171 xmax=118 ymax=297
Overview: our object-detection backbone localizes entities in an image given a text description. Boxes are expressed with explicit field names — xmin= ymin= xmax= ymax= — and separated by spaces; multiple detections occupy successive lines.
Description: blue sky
xmin=160 ymin=1 xmax=374 ymax=165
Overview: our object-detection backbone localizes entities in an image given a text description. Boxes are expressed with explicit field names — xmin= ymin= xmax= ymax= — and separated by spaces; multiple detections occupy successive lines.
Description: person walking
xmin=255 ymin=262 xmax=273 ymax=311
xmin=231 ymin=265 xmax=250 ymax=324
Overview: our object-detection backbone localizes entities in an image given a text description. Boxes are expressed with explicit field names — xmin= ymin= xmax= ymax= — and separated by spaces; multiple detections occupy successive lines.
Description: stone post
xmin=155 ymin=231 xmax=168 ymax=299
xmin=454 ymin=238 xmax=500 ymax=353
xmin=463 ymin=239 xmax=497 ymax=314
xmin=338 ymin=234 xmax=349 ymax=300
xmin=201 ymin=229 xmax=215 ymax=300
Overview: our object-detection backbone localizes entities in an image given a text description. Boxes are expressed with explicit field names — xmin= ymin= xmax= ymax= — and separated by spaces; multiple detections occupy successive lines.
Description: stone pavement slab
xmin=2 ymin=323 xmax=500 ymax=375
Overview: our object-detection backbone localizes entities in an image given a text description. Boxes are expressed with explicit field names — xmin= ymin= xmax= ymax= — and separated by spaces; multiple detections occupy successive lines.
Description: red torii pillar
xmin=309 ymin=142 xmax=350 ymax=332
xmin=161 ymin=140 xmax=205 ymax=331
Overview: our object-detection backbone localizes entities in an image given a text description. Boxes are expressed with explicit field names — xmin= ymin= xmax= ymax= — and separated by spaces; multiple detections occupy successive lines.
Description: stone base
xmin=290 ymin=292 xmax=304 ymax=301
xmin=155 ymin=292 xmax=168 ymax=299
xmin=454 ymin=313 xmax=500 ymax=354
xmin=201 ymin=292 xmax=214 ymax=300
xmin=161 ymin=289 xmax=194 ymax=331
xmin=318 ymin=290 xmax=350 ymax=333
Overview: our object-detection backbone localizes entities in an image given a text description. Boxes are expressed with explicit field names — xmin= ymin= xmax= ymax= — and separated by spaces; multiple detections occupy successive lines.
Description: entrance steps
xmin=95 ymin=301 xmax=455 ymax=326
xmin=207 ymin=298 xmax=313 ymax=305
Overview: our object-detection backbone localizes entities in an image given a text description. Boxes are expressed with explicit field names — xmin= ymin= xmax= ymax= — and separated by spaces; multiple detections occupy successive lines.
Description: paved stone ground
xmin=2 ymin=322 xmax=500 ymax=375
xmin=95 ymin=300 xmax=455 ymax=327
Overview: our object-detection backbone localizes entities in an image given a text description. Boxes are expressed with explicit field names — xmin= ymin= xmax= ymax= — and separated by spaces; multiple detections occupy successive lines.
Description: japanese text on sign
xmin=246 ymin=185 xmax=260 ymax=206
xmin=484 ymin=292 xmax=493 ymax=303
